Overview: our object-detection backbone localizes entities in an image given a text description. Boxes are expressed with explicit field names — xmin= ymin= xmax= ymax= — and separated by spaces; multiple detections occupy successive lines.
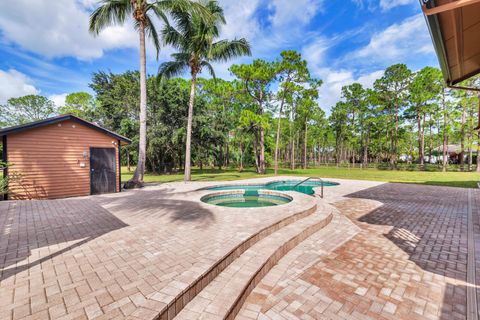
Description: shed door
xmin=90 ymin=147 xmax=116 ymax=195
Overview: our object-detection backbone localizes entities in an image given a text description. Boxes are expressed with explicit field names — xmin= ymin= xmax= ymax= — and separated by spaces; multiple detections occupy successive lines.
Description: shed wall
xmin=6 ymin=120 xmax=120 ymax=199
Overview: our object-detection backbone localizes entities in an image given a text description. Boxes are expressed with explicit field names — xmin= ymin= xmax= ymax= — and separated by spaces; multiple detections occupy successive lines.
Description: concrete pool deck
xmin=0 ymin=177 xmax=478 ymax=319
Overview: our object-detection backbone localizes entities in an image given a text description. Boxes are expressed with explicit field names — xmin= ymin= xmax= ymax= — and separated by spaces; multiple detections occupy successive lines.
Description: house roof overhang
xmin=421 ymin=0 xmax=480 ymax=87
xmin=0 ymin=114 xmax=131 ymax=145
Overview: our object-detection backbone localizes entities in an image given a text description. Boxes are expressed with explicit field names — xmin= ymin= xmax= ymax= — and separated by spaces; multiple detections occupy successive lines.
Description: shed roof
xmin=422 ymin=0 xmax=480 ymax=86
xmin=0 ymin=114 xmax=131 ymax=144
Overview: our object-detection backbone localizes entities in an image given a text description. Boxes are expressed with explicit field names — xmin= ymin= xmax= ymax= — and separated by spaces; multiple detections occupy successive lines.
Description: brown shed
xmin=1 ymin=115 xmax=131 ymax=200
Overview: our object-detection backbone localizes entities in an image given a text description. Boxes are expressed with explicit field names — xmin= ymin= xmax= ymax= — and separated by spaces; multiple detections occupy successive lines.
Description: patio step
xmin=135 ymin=196 xmax=319 ymax=320
xmin=173 ymin=201 xmax=334 ymax=320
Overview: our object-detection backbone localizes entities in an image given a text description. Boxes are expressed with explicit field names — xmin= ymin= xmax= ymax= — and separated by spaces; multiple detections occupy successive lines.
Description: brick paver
xmin=0 ymin=178 xmax=317 ymax=319
xmin=1 ymin=178 xmax=477 ymax=320
xmin=237 ymin=183 xmax=476 ymax=320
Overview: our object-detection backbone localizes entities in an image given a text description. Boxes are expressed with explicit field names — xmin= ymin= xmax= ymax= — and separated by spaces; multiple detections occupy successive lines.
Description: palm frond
xmin=201 ymin=61 xmax=216 ymax=80
xmin=144 ymin=15 xmax=161 ymax=59
xmin=158 ymin=60 xmax=188 ymax=80
xmin=146 ymin=2 xmax=169 ymax=25
xmin=204 ymin=0 xmax=226 ymax=25
xmin=156 ymin=0 xmax=214 ymax=24
xmin=89 ymin=0 xmax=132 ymax=35
xmin=171 ymin=52 xmax=191 ymax=63
xmin=161 ymin=24 xmax=187 ymax=49
xmin=168 ymin=8 xmax=194 ymax=41
xmin=209 ymin=39 xmax=251 ymax=62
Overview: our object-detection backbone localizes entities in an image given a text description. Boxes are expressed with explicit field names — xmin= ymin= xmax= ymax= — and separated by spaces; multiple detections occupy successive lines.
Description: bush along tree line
xmin=2 ymin=61 xmax=480 ymax=176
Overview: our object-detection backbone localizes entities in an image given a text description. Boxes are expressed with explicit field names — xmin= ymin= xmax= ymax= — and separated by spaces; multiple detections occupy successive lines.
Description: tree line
xmin=2 ymin=56 xmax=480 ymax=174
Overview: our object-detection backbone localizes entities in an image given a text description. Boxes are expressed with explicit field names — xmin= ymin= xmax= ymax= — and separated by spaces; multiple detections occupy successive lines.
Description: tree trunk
xmin=253 ymin=133 xmax=260 ymax=173
xmin=477 ymin=132 xmax=480 ymax=172
xmin=291 ymin=133 xmax=295 ymax=170
xmin=417 ymin=112 xmax=424 ymax=167
xmin=318 ymin=144 xmax=322 ymax=165
xmin=363 ymin=131 xmax=369 ymax=166
xmin=224 ymin=139 xmax=229 ymax=167
xmin=391 ymin=105 xmax=399 ymax=168
xmin=468 ymin=142 xmax=473 ymax=171
xmin=428 ymin=120 xmax=433 ymax=163
xmin=303 ymin=121 xmax=307 ymax=169
xmin=239 ymin=144 xmax=244 ymax=172
xmin=184 ymin=73 xmax=197 ymax=181
xmin=126 ymin=22 xmax=147 ymax=188
xmin=442 ymin=92 xmax=448 ymax=172
xmin=274 ymin=97 xmax=286 ymax=175
xmin=259 ymin=126 xmax=266 ymax=174
xmin=460 ymin=105 xmax=466 ymax=171
xmin=127 ymin=150 xmax=131 ymax=172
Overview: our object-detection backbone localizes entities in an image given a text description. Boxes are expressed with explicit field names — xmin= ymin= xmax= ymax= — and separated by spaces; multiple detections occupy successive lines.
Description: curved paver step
xmin=236 ymin=211 xmax=361 ymax=320
xmin=129 ymin=196 xmax=318 ymax=320
xmin=173 ymin=202 xmax=334 ymax=320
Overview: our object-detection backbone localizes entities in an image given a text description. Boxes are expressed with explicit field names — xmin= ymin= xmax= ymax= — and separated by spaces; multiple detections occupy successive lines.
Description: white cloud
xmin=350 ymin=14 xmax=434 ymax=64
xmin=219 ymin=0 xmax=261 ymax=40
xmin=79 ymin=0 xmax=100 ymax=9
xmin=218 ymin=0 xmax=324 ymax=57
xmin=379 ymin=0 xmax=416 ymax=11
xmin=352 ymin=0 xmax=416 ymax=11
xmin=302 ymin=36 xmax=332 ymax=74
xmin=49 ymin=93 xmax=68 ymax=108
xmin=300 ymin=13 xmax=434 ymax=112
xmin=302 ymin=36 xmax=382 ymax=111
xmin=357 ymin=70 xmax=384 ymax=87
xmin=315 ymin=68 xmax=384 ymax=112
xmin=0 ymin=69 xmax=39 ymax=104
xmin=160 ymin=0 xmax=326 ymax=80
xmin=0 ymin=0 xmax=138 ymax=60
xmin=268 ymin=0 xmax=324 ymax=28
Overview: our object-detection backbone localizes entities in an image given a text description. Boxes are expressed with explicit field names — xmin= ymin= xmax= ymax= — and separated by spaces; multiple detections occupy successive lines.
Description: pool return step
xmin=135 ymin=193 xmax=319 ymax=320
xmin=173 ymin=200 xmax=334 ymax=320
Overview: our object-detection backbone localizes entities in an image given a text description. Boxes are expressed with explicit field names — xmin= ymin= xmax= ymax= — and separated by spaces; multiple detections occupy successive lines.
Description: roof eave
xmin=0 ymin=115 xmax=131 ymax=144
xmin=421 ymin=0 xmax=454 ymax=85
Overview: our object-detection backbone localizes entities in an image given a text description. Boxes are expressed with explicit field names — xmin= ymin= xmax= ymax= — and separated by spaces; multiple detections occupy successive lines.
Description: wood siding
xmin=7 ymin=120 xmax=120 ymax=199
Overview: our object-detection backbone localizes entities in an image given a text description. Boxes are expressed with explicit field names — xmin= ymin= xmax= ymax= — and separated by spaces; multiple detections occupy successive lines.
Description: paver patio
xmin=0 ymin=178 xmax=478 ymax=320
xmin=237 ymin=182 xmax=479 ymax=320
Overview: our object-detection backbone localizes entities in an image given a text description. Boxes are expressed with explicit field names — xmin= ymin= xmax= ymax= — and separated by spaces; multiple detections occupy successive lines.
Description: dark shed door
xmin=90 ymin=147 xmax=116 ymax=195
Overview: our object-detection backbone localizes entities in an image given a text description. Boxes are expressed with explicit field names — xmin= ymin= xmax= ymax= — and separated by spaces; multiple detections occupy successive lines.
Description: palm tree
xmin=158 ymin=0 xmax=251 ymax=181
xmin=89 ymin=0 xmax=207 ymax=187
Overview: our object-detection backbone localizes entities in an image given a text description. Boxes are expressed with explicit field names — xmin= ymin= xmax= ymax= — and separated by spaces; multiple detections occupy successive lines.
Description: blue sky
xmin=0 ymin=0 xmax=439 ymax=109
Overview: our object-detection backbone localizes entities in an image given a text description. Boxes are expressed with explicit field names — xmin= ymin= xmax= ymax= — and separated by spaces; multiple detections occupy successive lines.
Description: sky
xmin=0 ymin=0 xmax=439 ymax=111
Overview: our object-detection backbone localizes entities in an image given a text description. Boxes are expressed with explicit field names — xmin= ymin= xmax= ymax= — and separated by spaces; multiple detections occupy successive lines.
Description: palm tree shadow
xmin=92 ymin=188 xmax=216 ymax=226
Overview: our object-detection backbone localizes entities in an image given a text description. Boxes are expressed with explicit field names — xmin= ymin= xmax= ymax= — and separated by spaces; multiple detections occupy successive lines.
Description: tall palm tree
xmin=158 ymin=0 xmax=251 ymax=181
xmin=89 ymin=0 xmax=207 ymax=187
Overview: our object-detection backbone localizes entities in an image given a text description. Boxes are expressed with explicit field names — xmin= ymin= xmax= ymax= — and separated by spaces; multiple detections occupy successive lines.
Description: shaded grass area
xmin=121 ymin=166 xmax=480 ymax=188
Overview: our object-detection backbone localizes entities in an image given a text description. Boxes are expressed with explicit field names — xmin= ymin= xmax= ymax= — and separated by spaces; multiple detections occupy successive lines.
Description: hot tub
xmin=201 ymin=190 xmax=292 ymax=208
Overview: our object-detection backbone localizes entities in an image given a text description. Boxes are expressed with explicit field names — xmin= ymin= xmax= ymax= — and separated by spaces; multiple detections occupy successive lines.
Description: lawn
xmin=121 ymin=166 xmax=480 ymax=188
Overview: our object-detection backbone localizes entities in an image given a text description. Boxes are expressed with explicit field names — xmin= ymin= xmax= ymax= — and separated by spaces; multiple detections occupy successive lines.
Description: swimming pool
xmin=207 ymin=180 xmax=338 ymax=196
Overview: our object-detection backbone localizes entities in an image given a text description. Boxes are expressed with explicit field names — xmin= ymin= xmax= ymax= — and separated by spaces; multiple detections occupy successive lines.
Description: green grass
xmin=121 ymin=166 xmax=480 ymax=188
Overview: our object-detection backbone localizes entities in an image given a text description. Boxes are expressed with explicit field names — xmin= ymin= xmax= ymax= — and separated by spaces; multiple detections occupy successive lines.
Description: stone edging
xmin=154 ymin=196 xmax=318 ymax=320
xmin=224 ymin=208 xmax=335 ymax=320
xmin=467 ymin=189 xmax=479 ymax=320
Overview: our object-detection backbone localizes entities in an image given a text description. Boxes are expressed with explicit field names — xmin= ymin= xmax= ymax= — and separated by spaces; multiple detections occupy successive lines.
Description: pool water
xmin=207 ymin=180 xmax=338 ymax=196
xmin=202 ymin=191 xmax=291 ymax=208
